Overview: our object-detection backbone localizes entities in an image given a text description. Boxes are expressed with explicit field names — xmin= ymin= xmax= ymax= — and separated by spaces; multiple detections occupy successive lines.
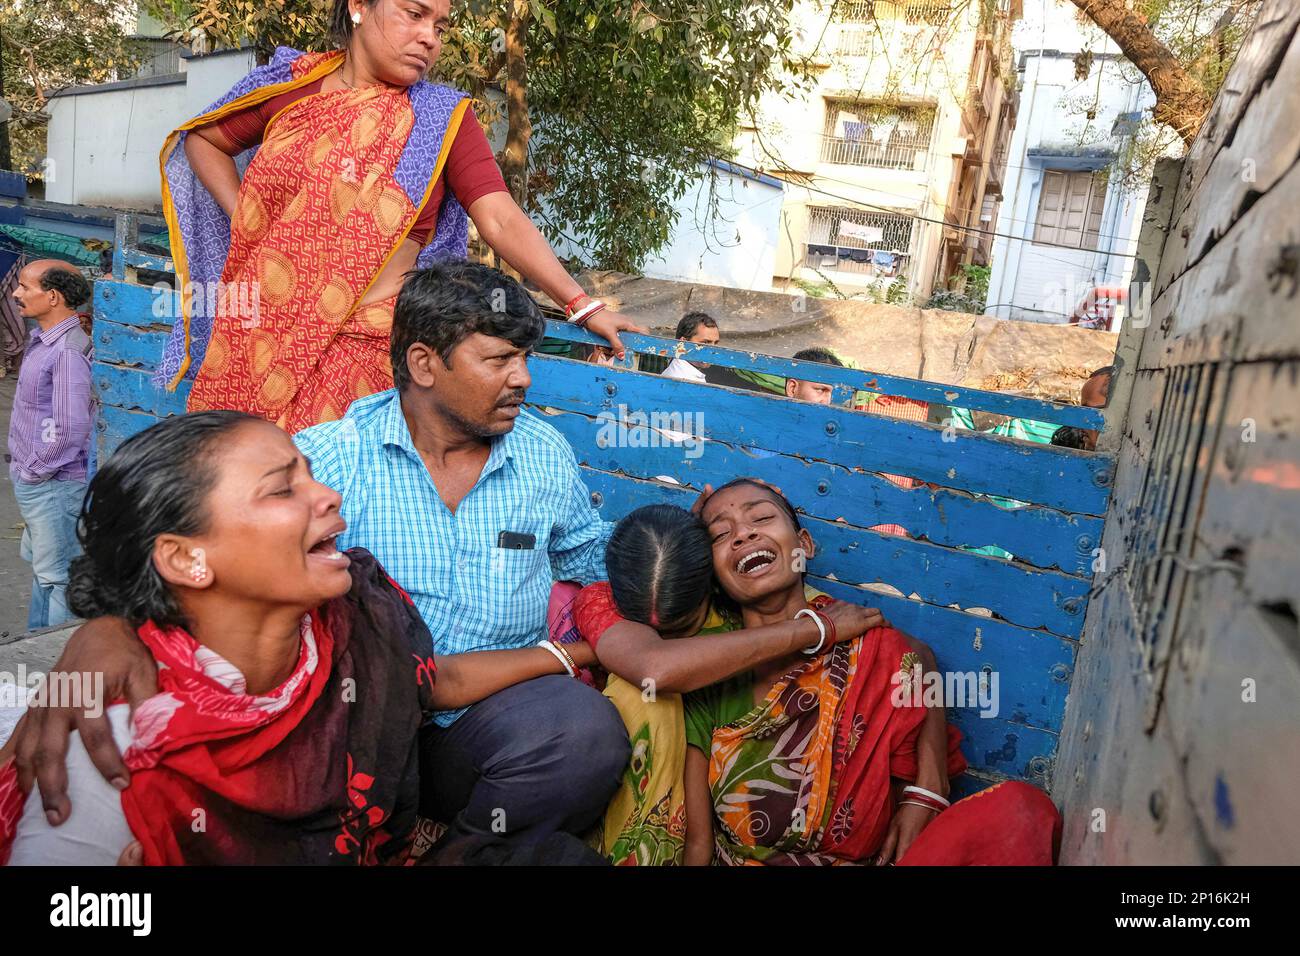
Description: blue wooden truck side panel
xmin=93 ymin=275 xmax=1112 ymax=794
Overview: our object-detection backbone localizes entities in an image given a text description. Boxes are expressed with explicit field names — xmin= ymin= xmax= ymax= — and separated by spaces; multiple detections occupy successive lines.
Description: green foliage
xmin=161 ymin=0 xmax=814 ymax=273
xmin=885 ymin=273 xmax=910 ymax=305
xmin=0 ymin=0 xmax=143 ymax=177
xmin=923 ymin=264 xmax=989 ymax=314
xmin=960 ymin=263 xmax=990 ymax=305
xmin=792 ymin=277 xmax=833 ymax=299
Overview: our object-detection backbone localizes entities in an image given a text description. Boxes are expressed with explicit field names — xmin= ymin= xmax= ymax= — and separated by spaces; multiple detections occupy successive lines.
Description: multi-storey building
xmin=734 ymin=0 xmax=1022 ymax=301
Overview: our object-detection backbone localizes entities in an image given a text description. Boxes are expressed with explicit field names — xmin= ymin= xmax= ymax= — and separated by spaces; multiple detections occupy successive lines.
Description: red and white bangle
xmin=899 ymin=800 xmax=943 ymax=815
xmin=563 ymin=292 xmax=590 ymax=314
xmin=795 ymin=608 xmax=827 ymax=655
xmin=569 ymin=299 xmax=607 ymax=328
xmin=901 ymin=785 xmax=950 ymax=813
xmin=538 ymin=639 xmax=577 ymax=678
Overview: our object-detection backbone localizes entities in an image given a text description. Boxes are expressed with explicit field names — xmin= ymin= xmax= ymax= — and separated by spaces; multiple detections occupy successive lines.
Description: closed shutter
xmin=1034 ymin=169 xmax=1108 ymax=249
xmin=1083 ymin=174 xmax=1108 ymax=248
xmin=1034 ymin=170 xmax=1067 ymax=244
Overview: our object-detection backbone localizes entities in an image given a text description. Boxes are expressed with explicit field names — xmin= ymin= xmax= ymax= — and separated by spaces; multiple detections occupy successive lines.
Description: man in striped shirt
xmin=7 ymin=261 xmax=94 ymax=630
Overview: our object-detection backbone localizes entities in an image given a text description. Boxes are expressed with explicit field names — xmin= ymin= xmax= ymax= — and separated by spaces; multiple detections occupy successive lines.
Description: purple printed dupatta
xmin=155 ymin=46 xmax=471 ymax=390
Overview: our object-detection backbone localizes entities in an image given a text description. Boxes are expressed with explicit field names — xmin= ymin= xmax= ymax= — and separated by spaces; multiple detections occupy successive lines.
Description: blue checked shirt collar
xmin=377 ymin=389 xmax=516 ymax=479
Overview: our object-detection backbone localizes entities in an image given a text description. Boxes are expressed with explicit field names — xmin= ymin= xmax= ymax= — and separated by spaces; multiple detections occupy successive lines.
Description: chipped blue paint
xmin=1215 ymin=775 xmax=1236 ymax=828
xmin=527 ymin=354 xmax=1115 ymax=514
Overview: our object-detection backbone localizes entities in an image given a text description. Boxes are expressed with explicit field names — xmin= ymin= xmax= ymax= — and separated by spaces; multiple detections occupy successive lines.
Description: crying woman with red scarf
xmin=0 ymin=411 xmax=601 ymax=865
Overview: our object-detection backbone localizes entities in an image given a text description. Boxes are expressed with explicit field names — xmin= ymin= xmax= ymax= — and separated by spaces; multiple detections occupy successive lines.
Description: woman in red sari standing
xmin=159 ymin=0 xmax=639 ymax=432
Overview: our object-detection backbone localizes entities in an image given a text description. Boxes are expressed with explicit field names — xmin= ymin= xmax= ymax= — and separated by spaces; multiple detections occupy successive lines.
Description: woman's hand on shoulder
xmin=819 ymin=601 xmax=888 ymax=644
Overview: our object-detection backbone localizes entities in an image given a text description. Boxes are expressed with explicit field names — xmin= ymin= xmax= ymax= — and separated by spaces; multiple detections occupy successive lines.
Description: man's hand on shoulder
xmin=14 ymin=616 xmax=157 ymax=825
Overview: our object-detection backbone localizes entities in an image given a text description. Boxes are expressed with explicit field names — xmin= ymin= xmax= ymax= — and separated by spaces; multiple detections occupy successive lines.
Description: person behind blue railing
xmin=662 ymin=312 xmax=720 ymax=382
xmin=7 ymin=260 xmax=95 ymax=630
xmin=573 ymin=484 xmax=1062 ymax=865
xmin=783 ymin=347 xmax=842 ymax=404
xmin=6 ymin=262 xmax=633 ymax=861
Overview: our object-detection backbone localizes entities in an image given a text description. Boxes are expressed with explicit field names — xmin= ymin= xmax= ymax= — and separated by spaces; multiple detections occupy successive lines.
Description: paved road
xmin=0 ymin=372 xmax=35 ymax=640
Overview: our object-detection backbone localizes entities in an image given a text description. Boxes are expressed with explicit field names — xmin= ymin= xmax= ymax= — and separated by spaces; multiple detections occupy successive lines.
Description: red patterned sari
xmin=707 ymin=598 xmax=1060 ymax=865
xmin=179 ymin=51 xmax=468 ymax=432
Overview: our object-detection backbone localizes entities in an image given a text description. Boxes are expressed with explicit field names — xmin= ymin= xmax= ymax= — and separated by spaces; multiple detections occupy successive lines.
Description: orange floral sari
xmin=175 ymin=51 xmax=468 ymax=432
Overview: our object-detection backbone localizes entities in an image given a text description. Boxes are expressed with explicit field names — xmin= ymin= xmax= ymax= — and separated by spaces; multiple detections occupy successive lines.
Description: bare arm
xmin=899 ymin=634 xmax=949 ymax=798
xmin=595 ymin=619 xmax=817 ymax=695
xmin=877 ymin=634 xmax=950 ymax=864
xmin=429 ymin=641 xmax=597 ymax=711
xmin=467 ymin=192 xmax=646 ymax=355
xmin=593 ymin=601 xmax=887 ymax=695
xmin=183 ymin=126 xmax=243 ymax=218
xmin=683 ymin=746 xmax=714 ymax=866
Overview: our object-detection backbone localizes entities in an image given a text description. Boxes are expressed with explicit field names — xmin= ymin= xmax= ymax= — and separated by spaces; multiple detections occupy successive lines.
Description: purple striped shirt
xmin=8 ymin=315 xmax=94 ymax=483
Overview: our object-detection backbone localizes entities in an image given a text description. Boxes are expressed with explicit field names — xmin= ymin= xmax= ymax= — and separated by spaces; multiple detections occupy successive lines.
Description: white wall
xmin=43 ymin=48 xmax=255 ymax=211
xmin=638 ymin=163 xmax=784 ymax=290
xmin=44 ymin=79 xmax=186 ymax=209
xmin=540 ymin=160 xmax=784 ymax=292
xmin=986 ymin=0 xmax=1154 ymax=326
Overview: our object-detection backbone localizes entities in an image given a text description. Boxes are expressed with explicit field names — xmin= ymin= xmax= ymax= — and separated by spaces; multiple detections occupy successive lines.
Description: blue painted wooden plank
xmin=124 ymin=249 xmax=174 ymax=273
xmin=951 ymin=769 xmax=1016 ymax=799
xmin=807 ymin=575 xmax=1073 ymax=729
xmin=93 ymin=319 xmax=169 ymax=368
xmin=947 ymin=711 xmax=1059 ymax=784
xmin=542 ymin=320 xmax=1106 ymax=431
xmin=95 ymin=278 xmax=178 ymax=330
xmin=528 ymin=354 xmax=1115 ymax=515
xmin=579 ymin=466 xmax=1086 ymax=637
xmin=98 ymin=404 xmax=165 ymax=460
xmin=93 ymin=362 xmax=189 ymax=418
xmin=582 ymin=468 xmax=1076 ymax=726
xmin=539 ymin=407 xmax=1103 ymax=575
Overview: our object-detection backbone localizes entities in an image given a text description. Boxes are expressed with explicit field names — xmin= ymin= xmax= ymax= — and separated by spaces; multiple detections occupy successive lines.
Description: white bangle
xmin=794 ymin=608 xmax=827 ymax=655
xmin=902 ymin=784 xmax=950 ymax=808
xmin=537 ymin=639 xmax=575 ymax=677
xmin=568 ymin=300 xmax=606 ymax=325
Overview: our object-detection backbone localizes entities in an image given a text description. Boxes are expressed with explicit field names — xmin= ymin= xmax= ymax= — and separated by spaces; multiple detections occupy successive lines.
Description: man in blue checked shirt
xmin=23 ymin=262 xmax=630 ymax=858
xmin=292 ymin=262 xmax=628 ymax=848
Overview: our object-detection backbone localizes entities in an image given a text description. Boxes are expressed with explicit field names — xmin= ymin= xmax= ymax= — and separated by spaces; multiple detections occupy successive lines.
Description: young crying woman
xmin=0 ymin=412 xmax=600 ymax=865
xmin=574 ymin=481 xmax=1061 ymax=866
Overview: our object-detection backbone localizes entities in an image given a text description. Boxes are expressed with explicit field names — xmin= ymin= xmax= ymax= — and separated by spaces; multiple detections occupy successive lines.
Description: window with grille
xmin=834 ymin=0 xmax=951 ymax=23
xmin=1033 ymin=169 xmax=1109 ymax=249
xmin=835 ymin=0 xmax=879 ymax=21
xmin=803 ymin=205 xmax=914 ymax=277
xmin=902 ymin=1 xmax=953 ymax=25
xmin=821 ymin=100 xmax=935 ymax=169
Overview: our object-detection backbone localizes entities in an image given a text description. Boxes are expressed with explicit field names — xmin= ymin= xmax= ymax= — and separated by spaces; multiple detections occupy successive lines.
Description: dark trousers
xmin=419 ymin=674 xmax=630 ymax=848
